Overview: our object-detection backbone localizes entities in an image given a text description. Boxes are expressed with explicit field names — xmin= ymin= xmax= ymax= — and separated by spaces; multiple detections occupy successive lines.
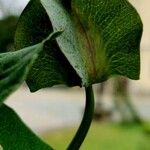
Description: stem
xmin=67 ymin=86 xmax=95 ymax=150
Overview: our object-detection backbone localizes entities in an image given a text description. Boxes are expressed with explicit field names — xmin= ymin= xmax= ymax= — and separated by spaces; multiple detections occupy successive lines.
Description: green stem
xmin=67 ymin=86 xmax=95 ymax=150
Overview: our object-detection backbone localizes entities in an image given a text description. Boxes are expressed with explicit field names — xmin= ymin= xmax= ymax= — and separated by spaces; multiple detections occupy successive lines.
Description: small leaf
xmin=41 ymin=0 xmax=142 ymax=86
xmin=0 ymin=104 xmax=53 ymax=150
xmin=0 ymin=31 xmax=61 ymax=103
xmin=0 ymin=44 xmax=40 ymax=103
xmin=15 ymin=0 xmax=81 ymax=92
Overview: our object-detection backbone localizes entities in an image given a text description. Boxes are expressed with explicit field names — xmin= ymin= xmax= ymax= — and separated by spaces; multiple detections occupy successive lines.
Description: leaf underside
xmin=0 ymin=0 xmax=143 ymax=149
xmin=41 ymin=0 xmax=142 ymax=86
xmin=73 ymin=0 xmax=142 ymax=81
xmin=0 ymin=104 xmax=53 ymax=150
xmin=15 ymin=0 xmax=81 ymax=92
xmin=0 ymin=44 xmax=41 ymax=103
xmin=0 ymin=30 xmax=64 ymax=103
xmin=15 ymin=0 xmax=142 ymax=91
xmin=0 ymin=31 xmax=60 ymax=150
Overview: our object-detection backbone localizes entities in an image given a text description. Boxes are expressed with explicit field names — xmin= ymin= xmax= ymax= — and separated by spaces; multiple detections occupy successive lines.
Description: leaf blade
xmin=41 ymin=0 xmax=88 ymax=85
xmin=0 ymin=31 xmax=62 ymax=102
xmin=0 ymin=104 xmax=53 ymax=150
xmin=72 ymin=0 xmax=142 ymax=80
xmin=0 ymin=44 xmax=41 ymax=103
xmin=41 ymin=0 xmax=142 ymax=85
xmin=15 ymin=0 xmax=81 ymax=92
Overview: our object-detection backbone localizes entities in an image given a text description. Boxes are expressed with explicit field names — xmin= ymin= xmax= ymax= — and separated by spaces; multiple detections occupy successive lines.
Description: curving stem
xmin=67 ymin=86 xmax=95 ymax=150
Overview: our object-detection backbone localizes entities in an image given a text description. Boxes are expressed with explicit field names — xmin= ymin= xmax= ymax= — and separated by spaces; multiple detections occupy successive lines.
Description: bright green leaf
xmin=41 ymin=0 xmax=142 ymax=86
xmin=15 ymin=0 xmax=81 ymax=92
xmin=0 ymin=104 xmax=53 ymax=150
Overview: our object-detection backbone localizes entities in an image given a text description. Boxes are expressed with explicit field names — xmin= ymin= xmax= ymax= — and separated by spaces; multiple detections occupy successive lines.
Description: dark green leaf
xmin=41 ymin=0 xmax=142 ymax=86
xmin=0 ymin=44 xmax=40 ymax=103
xmin=15 ymin=0 xmax=81 ymax=92
xmin=41 ymin=0 xmax=88 ymax=86
xmin=0 ymin=104 xmax=53 ymax=150
xmin=0 ymin=16 xmax=18 ymax=53
xmin=0 ymin=31 xmax=61 ymax=103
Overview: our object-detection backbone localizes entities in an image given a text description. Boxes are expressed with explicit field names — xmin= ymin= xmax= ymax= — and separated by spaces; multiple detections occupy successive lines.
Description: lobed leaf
xmin=0 ymin=104 xmax=53 ymax=150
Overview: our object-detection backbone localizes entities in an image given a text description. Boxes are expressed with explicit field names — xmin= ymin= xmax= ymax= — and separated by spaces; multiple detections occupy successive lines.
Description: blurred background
xmin=0 ymin=0 xmax=150 ymax=149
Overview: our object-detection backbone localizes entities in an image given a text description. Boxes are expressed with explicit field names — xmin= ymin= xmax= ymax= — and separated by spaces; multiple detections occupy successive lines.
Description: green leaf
xmin=41 ymin=0 xmax=89 ymax=85
xmin=0 ymin=104 xmax=53 ymax=150
xmin=16 ymin=0 xmax=142 ymax=90
xmin=41 ymin=0 xmax=142 ymax=86
xmin=15 ymin=0 xmax=81 ymax=92
xmin=0 ymin=31 xmax=61 ymax=103
xmin=0 ymin=44 xmax=39 ymax=103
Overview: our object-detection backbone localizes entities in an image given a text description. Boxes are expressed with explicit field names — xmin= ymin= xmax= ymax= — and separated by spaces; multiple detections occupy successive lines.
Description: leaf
xmin=15 ymin=0 xmax=81 ymax=92
xmin=0 ymin=104 xmax=53 ymax=150
xmin=0 ymin=44 xmax=39 ymax=103
xmin=0 ymin=31 xmax=61 ymax=103
xmin=41 ymin=0 xmax=89 ymax=86
xmin=41 ymin=0 xmax=142 ymax=86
